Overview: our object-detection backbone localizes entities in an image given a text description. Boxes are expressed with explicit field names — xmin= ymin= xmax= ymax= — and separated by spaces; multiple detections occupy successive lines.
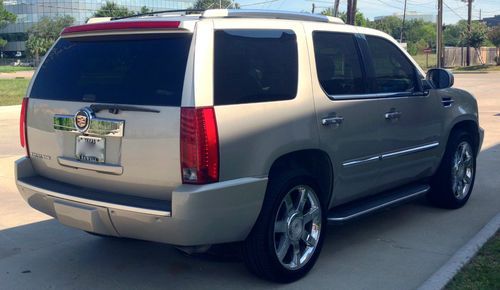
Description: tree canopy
xmin=190 ymin=0 xmax=240 ymax=10
xmin=26 ymin=15 xmax=74 ymax=62
xmin=93 ymin=1 xmax=135 ymax=18
xmin=0 ymin=1 xmax=17 ymax=48
xmin=321 ymin=9 xmax=367 ymax=27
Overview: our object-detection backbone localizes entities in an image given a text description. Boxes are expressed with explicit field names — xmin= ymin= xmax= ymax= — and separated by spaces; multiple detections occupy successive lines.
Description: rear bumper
xmin=15 ymin=157 xmax=267 ymax=246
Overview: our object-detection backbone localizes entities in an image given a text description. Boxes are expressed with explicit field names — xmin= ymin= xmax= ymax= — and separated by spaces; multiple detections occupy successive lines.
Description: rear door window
xmin=312 ymin=31 xmax=365 ymax=96
xmin=365 ymin=35 xmax=417 ymax=94
xmin=214 ymin=29 xmax=298 ymax=105
xmin=30 ymin=33 xmax=192 ymax=106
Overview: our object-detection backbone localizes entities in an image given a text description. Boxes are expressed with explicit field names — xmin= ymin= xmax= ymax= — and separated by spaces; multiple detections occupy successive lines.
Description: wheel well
xmin=268 ymin=150 xmax=333 ymax=207
xmin=450 ymin=120 xmax=480 ymax=155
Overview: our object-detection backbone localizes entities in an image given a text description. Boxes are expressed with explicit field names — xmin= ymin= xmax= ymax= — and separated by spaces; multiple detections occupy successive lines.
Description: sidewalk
xmin=0 ymin=70 xmax=34 ymax=79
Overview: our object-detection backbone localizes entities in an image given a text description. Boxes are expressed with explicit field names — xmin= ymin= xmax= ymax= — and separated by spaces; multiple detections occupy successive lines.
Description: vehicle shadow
xmin=0 ymin=143 xmax=498 ymax=290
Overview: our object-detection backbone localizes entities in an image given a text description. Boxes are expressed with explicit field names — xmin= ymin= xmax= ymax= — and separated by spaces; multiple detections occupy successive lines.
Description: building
xmin=374 ymin=11 xmax=435 ymax=23
xmin=483 ymin=15 xmax=499 ymax=27
xmin=0 ymin=0 xmax=194 ymax=56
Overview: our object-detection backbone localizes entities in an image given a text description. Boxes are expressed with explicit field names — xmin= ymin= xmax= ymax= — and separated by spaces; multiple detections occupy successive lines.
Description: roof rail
xmin=112 ymin=9 xmax=205 ymax=20
xmin=202 ymin=9 xmax=344 ymax=24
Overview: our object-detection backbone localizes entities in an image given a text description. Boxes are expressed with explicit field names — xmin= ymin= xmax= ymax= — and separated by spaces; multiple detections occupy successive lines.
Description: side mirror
xmin=426 ymin=68 xmax=454 ymax=89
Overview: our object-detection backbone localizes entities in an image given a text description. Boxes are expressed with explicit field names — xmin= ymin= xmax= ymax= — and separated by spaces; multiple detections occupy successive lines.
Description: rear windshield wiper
xmin=90 ymin=104 xmax=160 ymax=114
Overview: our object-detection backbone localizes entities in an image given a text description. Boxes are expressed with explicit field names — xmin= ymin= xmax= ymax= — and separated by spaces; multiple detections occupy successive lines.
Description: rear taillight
xmin=180 ymin=107 xmax=219 ymax=184
xmin=20 ymin=97 xmax=29 ymax=157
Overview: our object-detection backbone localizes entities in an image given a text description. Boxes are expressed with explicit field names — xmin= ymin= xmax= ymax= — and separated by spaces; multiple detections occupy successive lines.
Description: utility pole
xmin=400 ymin=0 xmax=408 ymax=43
xmin=333 ymin=0 xmax=340 ymax=17
xmin=347 ymin=0 xmax=352 ymax=25
xmin=312 ymin=3 xmax=315 ymax=13
xmin=437 ymin=0 xmax=444 ymax=67
xmin=466 ymin=0 xmax=472 ymax=66
xmin=351 ymin=0 xmax=357 ymax=25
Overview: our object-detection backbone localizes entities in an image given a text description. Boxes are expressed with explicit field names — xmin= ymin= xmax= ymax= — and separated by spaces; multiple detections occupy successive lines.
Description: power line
xmin=443 ymin=0 xmax=466 ymax=20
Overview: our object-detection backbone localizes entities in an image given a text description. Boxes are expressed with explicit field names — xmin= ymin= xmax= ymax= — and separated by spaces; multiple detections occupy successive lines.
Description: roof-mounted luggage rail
xmin=112 ymin=9 xmax=205 ymax=20
xmin=201 ymin=9 xmax=345 ymax=24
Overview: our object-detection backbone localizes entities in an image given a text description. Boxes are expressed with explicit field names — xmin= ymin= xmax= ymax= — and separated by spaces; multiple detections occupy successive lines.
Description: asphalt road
xmin=1 ymin=73 xmax=499 ymax=290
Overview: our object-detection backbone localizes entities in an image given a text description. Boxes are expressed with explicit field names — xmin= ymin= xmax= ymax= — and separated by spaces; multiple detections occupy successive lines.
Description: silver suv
xmin=16 ymin=9 xmax=483 ymax=282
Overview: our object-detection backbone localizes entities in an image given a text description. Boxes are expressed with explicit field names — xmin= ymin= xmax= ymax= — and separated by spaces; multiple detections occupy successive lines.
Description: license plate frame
xmin=75 ymin=136 xmax=105 ymax=163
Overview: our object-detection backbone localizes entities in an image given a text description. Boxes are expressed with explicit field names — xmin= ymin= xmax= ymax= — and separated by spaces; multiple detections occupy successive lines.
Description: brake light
xmin=180 ymin=107 xmax=219 ymax=184
xmin=20 ymin=97 xmax=29 ymax=157
xmin=61 ymin=21 xmax=181 ymax=35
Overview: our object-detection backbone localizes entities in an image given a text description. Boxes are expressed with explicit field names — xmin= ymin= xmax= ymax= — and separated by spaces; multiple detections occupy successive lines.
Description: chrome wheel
xmin=451 ymin=141 xmax=474 ymax=200
xmin=273 ymin=185 xmax=322 ymax=270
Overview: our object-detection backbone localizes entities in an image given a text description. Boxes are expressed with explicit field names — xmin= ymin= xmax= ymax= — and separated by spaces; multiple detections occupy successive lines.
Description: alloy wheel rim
xmin=273 ymin=185 xmax=322 ymax=270
xmin=451 ymin=141 xmax=474 ymax=200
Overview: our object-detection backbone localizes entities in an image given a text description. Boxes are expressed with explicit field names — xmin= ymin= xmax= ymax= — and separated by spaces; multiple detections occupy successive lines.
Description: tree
xmin=93 ymin=1 xmax=135 ymax=18
xmin=405 ymin=19 xmax=435 ymax=48
xmin=0 ymin=1 xmax=16 ymax=51
xmin=321 ymin=9 xmax=367 ymax=27
xmin=190 ymin=0 xmax=240 ymax=9
xmin=26 ymin=16 xmax=74 ymax=63
xmin=139 ymin=6 xmax=153 ymax=14
xmin=463 ymin=21 xmax=488 ymax=49
xmin=443 ymin=22 xmax=464 ymax=46
xmin=368 ymin=16 xmax=402 ymax=39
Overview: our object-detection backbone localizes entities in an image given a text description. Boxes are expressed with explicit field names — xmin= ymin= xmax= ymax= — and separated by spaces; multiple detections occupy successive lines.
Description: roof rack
xmin=112 ymin=9 xmax=205 ymax=20
xmin=202 ymin=9 xmax=344 ymax=24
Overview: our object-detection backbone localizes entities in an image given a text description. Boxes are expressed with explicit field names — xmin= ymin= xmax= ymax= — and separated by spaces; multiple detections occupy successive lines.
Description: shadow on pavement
xmin=0 ymin=143 xmax=498 ymax=290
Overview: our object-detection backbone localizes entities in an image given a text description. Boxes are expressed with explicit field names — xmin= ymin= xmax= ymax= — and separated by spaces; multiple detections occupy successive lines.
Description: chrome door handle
xmin=322 ymin=116 xmax=344 ymax=126
xmin=384 ymin=111 xmax=402 ymax=120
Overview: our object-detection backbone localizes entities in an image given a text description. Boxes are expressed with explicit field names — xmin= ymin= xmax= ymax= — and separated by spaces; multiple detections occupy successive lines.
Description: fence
xmin=444 ymin=47 xmax=499 ymax=67
xmin=0 ymin=58 xmax=36 ymax=67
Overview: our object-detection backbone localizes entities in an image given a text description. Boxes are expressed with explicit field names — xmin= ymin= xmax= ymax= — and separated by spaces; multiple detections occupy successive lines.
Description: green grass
xmin=446 ymin=232 xmax=500 ymax=290
xmin=0 ymin=79 xmax=30 ymax=106
xmin=0 ymin=66 xmax=34 ymax=73
xmin=411 ymin=53 xmax=437 ymax=69
xmin=453 ymin=65 xmax=500 ymax=72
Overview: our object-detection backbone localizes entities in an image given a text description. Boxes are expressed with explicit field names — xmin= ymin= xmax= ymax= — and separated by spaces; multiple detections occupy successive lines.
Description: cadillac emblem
xmin=74 ymin=107 xmax=93 ymax=133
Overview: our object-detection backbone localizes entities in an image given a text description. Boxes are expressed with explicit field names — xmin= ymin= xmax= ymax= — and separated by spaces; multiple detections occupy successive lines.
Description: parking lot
xmin=0 ymin=73 xmax=499 ymax=290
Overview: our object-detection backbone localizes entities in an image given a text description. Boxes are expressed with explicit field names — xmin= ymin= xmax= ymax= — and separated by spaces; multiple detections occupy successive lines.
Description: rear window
xmin=30 ymin=34 xmax=192 ymax=106
xmin=214 ymin=29 xmax=298 ymax=105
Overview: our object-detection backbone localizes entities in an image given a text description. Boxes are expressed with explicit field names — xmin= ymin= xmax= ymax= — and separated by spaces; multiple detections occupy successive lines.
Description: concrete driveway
xmin=1 ymin=73 xmax=499 ymax=290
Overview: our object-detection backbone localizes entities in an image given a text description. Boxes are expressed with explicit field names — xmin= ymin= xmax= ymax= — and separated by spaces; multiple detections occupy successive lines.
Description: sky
xmin=236 ymin=0 xmax=500 ymax=24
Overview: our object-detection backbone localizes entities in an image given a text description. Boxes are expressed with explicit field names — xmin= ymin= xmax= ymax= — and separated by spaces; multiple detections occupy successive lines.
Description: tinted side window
xmin=313 ymin=32 xmax=365 ymax=95
xmin=365 ymin=36 xmax=417 ymax=93
xmin=30 ymin=34 xmax=192 ymax=106
xmin=214 ymin=30 xmax=298 ymax=105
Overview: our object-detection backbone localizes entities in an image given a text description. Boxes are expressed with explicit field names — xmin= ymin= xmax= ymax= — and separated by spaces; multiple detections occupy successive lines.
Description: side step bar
xmin=327 ymin=183 xmax=430 ymax=224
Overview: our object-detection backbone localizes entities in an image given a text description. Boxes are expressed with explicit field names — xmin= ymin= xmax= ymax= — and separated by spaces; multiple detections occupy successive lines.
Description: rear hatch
xmin=26 ymin=25 xmax=193 ymax=201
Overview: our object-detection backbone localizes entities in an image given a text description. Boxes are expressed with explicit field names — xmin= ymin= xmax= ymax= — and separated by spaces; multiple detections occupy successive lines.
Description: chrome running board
xmin=327 ymin=183 xmax=430 ymax=224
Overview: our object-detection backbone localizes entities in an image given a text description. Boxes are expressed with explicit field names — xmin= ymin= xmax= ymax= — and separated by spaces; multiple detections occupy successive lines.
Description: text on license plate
xmin=75 ymin=136 xmax=105 ymax=163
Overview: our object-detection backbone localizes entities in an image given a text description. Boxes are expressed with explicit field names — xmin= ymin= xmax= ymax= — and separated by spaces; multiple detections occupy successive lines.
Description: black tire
xmin=242 ymin=171 xmax=326 ymax=283
xmin=428 ymin=130 xmax=477 ymax=209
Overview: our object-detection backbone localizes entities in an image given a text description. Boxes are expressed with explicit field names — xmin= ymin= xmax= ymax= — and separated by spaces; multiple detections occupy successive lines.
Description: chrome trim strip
xmin=17 ymin=180 xmax=171 ymax=217
xmin=327 ymin=185 xmax=430 ymax=222
xmin=381 ymin=142 xmax=439 ymax=159
xmin=329 ymin=91 xmax=429 ymax=101
xmin=342 ymin=142 xmax=439 ymax=167
xmin=54 ymin=114 xmax=124 ymax=137
xmin=57 ymin=157 xmax=123 ymax=175
xmin=342 ymin=155 xmax=380 ymax=167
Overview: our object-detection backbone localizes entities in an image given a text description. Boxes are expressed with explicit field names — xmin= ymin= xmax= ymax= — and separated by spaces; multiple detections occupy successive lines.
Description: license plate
xmin=76 ymin=136 xmax=105 ymax=163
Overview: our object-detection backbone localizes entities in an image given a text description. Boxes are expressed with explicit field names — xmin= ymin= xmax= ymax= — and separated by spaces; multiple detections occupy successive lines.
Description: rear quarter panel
xmin=208 ymin=19 xmax=320 ymax=180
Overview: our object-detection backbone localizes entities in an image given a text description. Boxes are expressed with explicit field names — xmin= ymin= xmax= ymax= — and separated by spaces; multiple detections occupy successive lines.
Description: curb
xmin=418 ymin=212 xmax=500 ymax=290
